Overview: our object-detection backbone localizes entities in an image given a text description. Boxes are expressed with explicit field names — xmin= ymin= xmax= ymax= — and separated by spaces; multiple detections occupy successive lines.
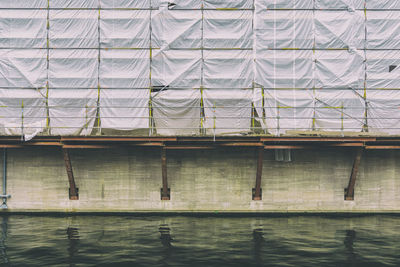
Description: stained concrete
xmin=0 ymin=147 xmax=399 ymax=212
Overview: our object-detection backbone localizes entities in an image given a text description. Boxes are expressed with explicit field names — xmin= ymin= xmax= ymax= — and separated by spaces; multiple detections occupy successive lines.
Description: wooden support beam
xmin=63 ymin=145 xmax=114 ymax=149
xmin=219 ymin=142 xmax=264 ymax=147
xmin=161 ymin=148 xmax=170 ymax=200
xmin=261 ymin=137 xmax=375 ymax=142
xmin=253 ymin=147 xmax=263 ymax=200
xmin=365 ymin=145 xmax=400 ymax=149
xmin=62 ymin=148 xmax=79 ymax=200
xmin=264 ymin=145 xmax=310 ymax=150
xmin=165 ymin=146 xmax=215 ymax=150
xmin=61 ymin=137 xmax=177 ymax=142
xmin=345 ymin=147 xmax=363 ymax=201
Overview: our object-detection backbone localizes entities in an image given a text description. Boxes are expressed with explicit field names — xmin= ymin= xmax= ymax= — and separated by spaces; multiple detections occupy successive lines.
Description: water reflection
xmin=0 ymin=215 xmax=397 ymax=266
xmin=0 ymin=216 xmax=8 ymax=265
xmin=253 ymin=228 xmax=264 ymax=265
xmin=342 ymin=229 xmax=358 ymax=267
xmin=159 ymin=225 xmax=173 ymax=266
xmin=66 ymin=227 xmax=80 ymax=267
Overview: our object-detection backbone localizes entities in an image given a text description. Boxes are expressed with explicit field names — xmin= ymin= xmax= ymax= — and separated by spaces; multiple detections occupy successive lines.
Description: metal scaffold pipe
xmin=0 ymin=149 xmax=11 ymax=209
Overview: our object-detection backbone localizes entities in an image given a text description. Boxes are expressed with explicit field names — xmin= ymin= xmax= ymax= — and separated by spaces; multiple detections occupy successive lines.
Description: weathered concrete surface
xmin=0 ymin=147 xmax=399 ymax=212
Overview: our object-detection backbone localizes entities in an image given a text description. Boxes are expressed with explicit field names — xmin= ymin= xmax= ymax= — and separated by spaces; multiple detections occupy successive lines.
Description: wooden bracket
xmin=253 ymin=147 xmax=264 ymax=200
xmin=345 ymin=147 xmax=363 ymax=201
xmin=62 ymin=148 xmax=79 ymax=200
xmin=161 ymin=148 xmax=170 ymax=200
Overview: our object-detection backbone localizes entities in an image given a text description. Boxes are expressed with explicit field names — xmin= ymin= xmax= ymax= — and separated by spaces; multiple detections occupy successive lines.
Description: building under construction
xmin=0 ymin=0 xmax=399 ymax=213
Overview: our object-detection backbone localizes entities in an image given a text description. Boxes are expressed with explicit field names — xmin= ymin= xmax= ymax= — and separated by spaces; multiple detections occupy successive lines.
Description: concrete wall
xmin=0 ymin=147 xmax=399 ymax=212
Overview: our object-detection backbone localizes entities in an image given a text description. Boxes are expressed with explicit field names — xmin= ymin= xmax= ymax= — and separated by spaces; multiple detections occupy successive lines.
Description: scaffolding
xmin=0 ymin=0 xmax=399 ymax=140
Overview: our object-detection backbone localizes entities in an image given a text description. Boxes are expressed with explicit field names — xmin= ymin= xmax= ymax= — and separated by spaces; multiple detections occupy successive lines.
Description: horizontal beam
xmin=24 ymin=142 xmax=62 ymax=146
xmin=264 ymin=145 xmax=310 ymax=149
xmin=63 ymin=142 xmax=164 ymax=149
xmin=264 ymin=143 xmax=364 ymax=150
xmin=365 ymin=146 xmax=400 ymax=149
xmin=324 ymin=143 xmax=364 ymax=147
xmin=219 ymin=142 xmax=264 ymax=147
xmin=63 ymin=145 xmax=115 ymax=149
xmin=165 ymin=146 xmax=216 ymax=150
xmin=61 ymin=137 xmax=177 ymax=142
xmin=261 ymin=137 xmax=375 ymax=142
xmin=0 ymin=144 xmax=24 ymax=148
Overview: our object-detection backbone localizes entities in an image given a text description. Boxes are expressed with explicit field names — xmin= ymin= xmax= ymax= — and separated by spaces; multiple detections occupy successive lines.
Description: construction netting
xmin=0 ymin=0 xmax=399 ymax=139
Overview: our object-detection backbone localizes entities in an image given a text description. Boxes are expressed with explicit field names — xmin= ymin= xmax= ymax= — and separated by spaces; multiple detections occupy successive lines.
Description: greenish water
xmin=0 ymin=215 xmax=398 ymax=266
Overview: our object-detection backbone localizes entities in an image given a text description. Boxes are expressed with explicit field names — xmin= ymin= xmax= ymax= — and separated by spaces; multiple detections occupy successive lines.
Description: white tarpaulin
xmin=100 ymin=10 xmax=150 ymax=49
xmin=204 ymin=10 xmax=252 ymax=49
xmin=152 ymin=9 xmax=201 ymax=49
xmin=0 ymin=89 xmax=46 ymax=140
xmin=255 ymin=10 xmax=313 ymax=49
xmin=49 ymin=49 xmax=98 ymax=89
xmin=152 ymin=90 xmax=200 ymax=136
xmin=100 ymin=50 xmax=149 ymax=89
xmin=0 ymin=10 xmax=47 ymax=48
xmin=366 ymin=50 xmax=400 ymax=89
xmin=100 ymin=0 xmax=151 ymax=8
xmin=256 ymin=50 xmax=313 ymax=89
xmin=367 ymin=90 xmax=400 ymax=135
xmin=50 ymin=0 xmax=99 ymax=8
xmin=256 ymin=0 xmax=313 ymax=9
xmin=204 ymin=50 xmax=253 ymax=89
xmin=315 ymin=11 xmax=364 ymax=49
xmin=0 ymin=49 xmax=47 ymax=88
xmin=0 ymin=0 xmax=47 ymax=8
xmin=204 ymin=0 xmax=253 ymax=9
xmin=50 ymin=10 xmax=98 ymax=49
xmin=152 ymin=50 xmax=201 ymax=88
xmin=262 ymin=90 xmax=314 ymax=135
xmin=315 ymin=50 xmax=364 ymax=89
xmin=367 ymin=1 xmax=400 ymax=9
xmin=204 ymin=89 xmax=252 ymax=135
xmin=315 ymin=0 xmax=364 ymax=10
xmin=315 ymin=90 xmax=364 ymax=132
xmin=367 ymin=11 xmax=400 ymax=49
xmin=101 ymin=89 xmax=149 ymax=131
xmin=49 ymin=89 xmax=97 ymax=136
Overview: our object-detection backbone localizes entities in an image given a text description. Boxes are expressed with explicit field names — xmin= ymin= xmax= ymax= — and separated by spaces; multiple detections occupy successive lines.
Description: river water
xmin=0 ymin=215 xmax=398 ymax=266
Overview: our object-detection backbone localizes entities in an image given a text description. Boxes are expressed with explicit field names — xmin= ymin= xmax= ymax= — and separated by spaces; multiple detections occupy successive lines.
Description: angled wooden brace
xmin=62 ymin=148 xmax=79 ymax=200
xmin=345 ymin=147 xmax=363 ymax=201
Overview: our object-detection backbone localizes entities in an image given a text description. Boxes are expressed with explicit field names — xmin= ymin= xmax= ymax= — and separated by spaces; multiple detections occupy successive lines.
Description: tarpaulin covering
xmin=100 ymin=50 xmax=149 ymax=89
xmin=0 ymin=10 xmax=47 ymax=48
xmin=152 ymin=50 xmax=201 ymax=88
xmin=152 ymin=90 xmax=200 ymax=135
xmin=256 ymin=50 xmax=313 ymax=88
xmin=315 ymin=90 xmax=364 ymax=132
xmin=0 ymin=0 xmax=399 ymax=137
xmin=366 ymin=50 xmax=400 ymax=89
xmin=49 ymin=49 xmax=98 ymax=88
xmin=101 ymin=89 xmax=149 ymax=131
xmin=100 ymin=10 xmax=150 ymax=49
xmin=367 ymin=11 xmax=400 ymax=49
xmin=49 ymin=10 xmax=98 ymax=48
xmin=204 ymin=89 xmax=252 ymax=135
xmin=314 ymin=50 xmax=364 ymax=89
xmin=262 ymin=90 xmax=314 ymax=135
xmin=49 ymin=89 xmax=97 ymax=136
xmin=367 ymin=90 xmax=400 ymax=135
xmin=255 ymin=10 xmax=313 ymax=49
xmin=0 ymin=89 xmax=46 ymax=140
xmin=204 ymin=50 xmax=253 ymax=89
xmin=0 ymin=49 xmax=47 ymax=88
